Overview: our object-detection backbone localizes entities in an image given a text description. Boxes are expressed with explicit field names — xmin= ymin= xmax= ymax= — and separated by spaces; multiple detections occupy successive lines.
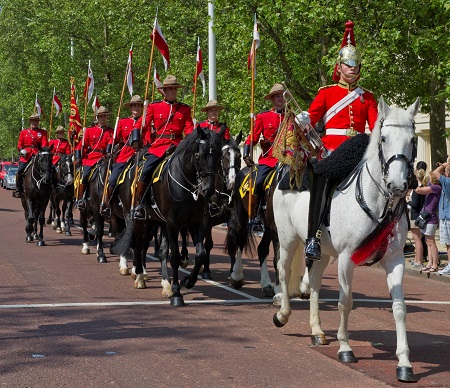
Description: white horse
xmin=272 ymin=96 xmax=420 ymax=383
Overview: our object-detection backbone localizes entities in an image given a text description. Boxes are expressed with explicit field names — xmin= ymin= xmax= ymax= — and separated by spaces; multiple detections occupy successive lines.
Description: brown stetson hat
xmin=264 ymin=83 xmax=285 ymax=100
xmin=161 ymin=75 xmax=184 ymax=89
xmin=55 ymin=126 xmax=65 ymax=133
xmin=29 ymin=113 xmax=40 ymax=121
xmin=201 ymin=100 xmax=225 ymax=112
xmin=124 ymin=95 xmax=144 ymax=108
xmin=96 ymin=106 xmax=110 ymax=116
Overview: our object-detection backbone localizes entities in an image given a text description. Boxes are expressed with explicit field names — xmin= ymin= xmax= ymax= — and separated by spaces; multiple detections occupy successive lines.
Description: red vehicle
xmin=0 ymin=162 xmax=19 ymax=187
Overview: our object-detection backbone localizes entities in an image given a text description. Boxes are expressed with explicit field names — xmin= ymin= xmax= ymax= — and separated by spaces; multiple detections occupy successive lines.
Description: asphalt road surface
xmin=0 ymin=187 xmax=449 ymax=387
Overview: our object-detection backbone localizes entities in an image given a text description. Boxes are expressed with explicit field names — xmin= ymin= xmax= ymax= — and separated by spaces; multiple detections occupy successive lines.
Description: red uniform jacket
xmin=109 ymin=116 xmax=140 ymax=164
xmin=17 ymin=127 xmax=49 ymax=163
xmin=49 ymin=138 xmax=71 ymax=165
xmin=78 ymin=125 xmax=114 ymax=167
xmin=134 ymin=100 xmax=194 ymax=158
xmin=198 ymin=120 xmax=230 ymax=140
xmin=308 ymin=82 xmax=378 ymax=151
xmin=244 ymin=108 xmax=284 ymax=168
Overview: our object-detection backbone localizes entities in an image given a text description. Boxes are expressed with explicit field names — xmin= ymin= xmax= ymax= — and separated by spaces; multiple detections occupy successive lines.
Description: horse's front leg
xmin=180 ymin=226 xmax=189 ymax=268
xmin=62 ymin=198 xmax=72 ymax=236
xmin=79 ymin=210 xmax=90 ymax=255
xmin=25 ymin=200 xmax=35 ymax=243
xmin=167 ymin=223 xmax=184 ymax=307
xmin=336 ymin=255 xmax=357 ymax=362
xmin=36 ymin=207 xmax=46 ymax=246
xmin=258 ymin=227 xmax=274 ymax=297
xmin=201 ymin=225 xmax=213 ymax=280
xmin=182 ymin=225 xmax=206 ymax=290
xmin=159 ymin=232 xmax=173 ymax=298
xmin=382 ymin=255 xmax=417 ymax=382
xmin=54 ymin=201 xmax=62 ymax=233
xmin=94 ymin=209 xmax=107 ymax=263
xmin=46 ymin=201 xmax=53 ymax=225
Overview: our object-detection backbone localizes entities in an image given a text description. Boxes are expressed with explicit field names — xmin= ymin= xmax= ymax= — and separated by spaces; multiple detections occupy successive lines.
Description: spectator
xmin=407 ymin=166 xmax=427 ymax=267
xmin=434 ymin=163 xmax=450 ymax=275
xmin=415 ymin=171 xmax=442 ymax=272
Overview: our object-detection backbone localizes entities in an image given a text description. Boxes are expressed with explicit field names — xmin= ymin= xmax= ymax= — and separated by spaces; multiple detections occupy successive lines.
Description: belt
xmin=158 ymin=133 xmax=182 ymax=140
xmin=325 ymin=128 xmax=358 ymax=137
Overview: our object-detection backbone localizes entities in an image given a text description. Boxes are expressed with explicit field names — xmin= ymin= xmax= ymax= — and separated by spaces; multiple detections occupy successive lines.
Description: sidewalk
xmin=404 ymin=230 xmax=450 ymax=284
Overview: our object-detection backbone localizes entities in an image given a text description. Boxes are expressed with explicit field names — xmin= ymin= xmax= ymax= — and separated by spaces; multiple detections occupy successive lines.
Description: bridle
xmin=31 ymin=150 xmax=52 ymax=188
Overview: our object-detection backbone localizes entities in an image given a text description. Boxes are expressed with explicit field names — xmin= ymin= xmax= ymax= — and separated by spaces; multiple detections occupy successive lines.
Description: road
xmin=0 ymin=187 xmax=449 ymax=387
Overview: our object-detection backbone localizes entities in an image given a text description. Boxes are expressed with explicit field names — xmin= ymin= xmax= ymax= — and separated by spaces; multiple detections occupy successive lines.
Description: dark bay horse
xmin=48 ymin=154 xmax=74 ymax=236
xmin=111 ymin=125 xmax=225 ymax=306
xmin=20 ymin=146 xmax=54 ymax=246
xmin=225 ymin=164 xmax=285 ymax=297
xmin=78 ymin=157 xmax=109 ymax=263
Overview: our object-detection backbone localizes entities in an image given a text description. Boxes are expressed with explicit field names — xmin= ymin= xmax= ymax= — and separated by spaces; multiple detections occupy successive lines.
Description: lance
xmin=82 ymin=60 xmax=91 ymax=129
xmin=49 ymin=88 xmax=55 ymax=139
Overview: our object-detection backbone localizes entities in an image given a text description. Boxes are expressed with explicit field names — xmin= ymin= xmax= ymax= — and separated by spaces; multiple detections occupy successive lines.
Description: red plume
xmin=332 ymin=20 xmax=356 ymax=81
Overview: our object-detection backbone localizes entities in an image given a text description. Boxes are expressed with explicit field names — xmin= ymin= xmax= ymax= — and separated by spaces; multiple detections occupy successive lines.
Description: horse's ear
xmin=196 ymin=123 xmax=207 ymax=140
xmin=406 ymin=97 xmax=421 ymax=118
xmin=236 ymin=130 xmax=243 ymax=145
xmin=377 ymin=95 xmax=391 ymax=119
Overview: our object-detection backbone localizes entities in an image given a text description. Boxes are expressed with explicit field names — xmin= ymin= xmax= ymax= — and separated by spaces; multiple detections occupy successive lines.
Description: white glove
xmin=20 ymin=149 xmax=27 ymax=156
xmin=295 ymin=112 xmax=311 ymax=127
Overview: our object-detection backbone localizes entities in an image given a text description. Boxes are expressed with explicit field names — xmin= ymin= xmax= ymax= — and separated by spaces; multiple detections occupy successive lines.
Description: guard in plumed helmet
xmin=13 ymin=113 xmax=49 ymax=198
xmin=132 ymin=75 xmax=194 ymax=219
xmin=198 ymin=100 xmax=230 ymax=140
xmin=49 ymin=126 xmax=71 ymax=165
xmin=100 ymin=95 xmax=144 ymax=217
xmin=243 ymin=83 xmax=285 ymax=231
xmin=76 ymin=106 xmax=114 ymax=210
xmin=304 ymin=20 xmax=378 ymax=261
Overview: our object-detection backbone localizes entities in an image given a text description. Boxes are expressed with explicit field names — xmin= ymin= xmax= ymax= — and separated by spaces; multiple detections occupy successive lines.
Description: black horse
xmin=111 ymin=125 xmax=225 ymax=305
xmin=78 ymin=157 xmax=109 ymax=263
xmin=20 ymin=146 xmax=54 ymax=246
xmin=47 ymin=154 xmax=74 ymax=236
xmin=225 ymin=164 xmax=285 ymax=297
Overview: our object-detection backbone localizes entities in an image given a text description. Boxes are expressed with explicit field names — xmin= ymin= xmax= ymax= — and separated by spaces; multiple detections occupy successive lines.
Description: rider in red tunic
xmin=76 ymin=106 xmax=114 ymax=210
xmin=49 ymin=126 xmax=71 ymax=165
xmin=132 ymin=75 xmax=194 ymax=219
xmin=100 ymin=95 xmax=144 ymax=217
xmin=243 ymin=83 xmax=285 ymax=229
xmin=13 ymin=113 xmax=49 ymax=198
xmin=305 ymin=20 xmax=378 ymax=261
xmin=198 ymin=100 xmax=230 ymax=141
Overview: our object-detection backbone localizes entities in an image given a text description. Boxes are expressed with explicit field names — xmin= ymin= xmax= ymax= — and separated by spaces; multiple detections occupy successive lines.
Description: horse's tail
xmin=224 ymin=209 xmax=256 ymax=257
xmin=110 ymin=219 xmax=135 ymax=256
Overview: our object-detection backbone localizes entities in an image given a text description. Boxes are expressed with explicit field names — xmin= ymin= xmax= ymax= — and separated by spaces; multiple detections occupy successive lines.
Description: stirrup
xmin=305 ymin=237 xmax=321 ymax=261
xmin=251 ymin=218 xmax=264 ymax=233
xmin=12 ymin=190 xmax=23 ymax=198
xmin=100 ymin=205 xmax=111 ymax=218
xmin=77 ymin=199 xmax=87 ymax=211
xmin=132 ymin=205 xmax=147 ymax=220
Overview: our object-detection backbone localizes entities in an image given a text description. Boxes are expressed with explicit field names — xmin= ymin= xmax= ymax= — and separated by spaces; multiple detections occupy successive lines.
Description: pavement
xmin=404 ymin=230 xmax=450 ymax=284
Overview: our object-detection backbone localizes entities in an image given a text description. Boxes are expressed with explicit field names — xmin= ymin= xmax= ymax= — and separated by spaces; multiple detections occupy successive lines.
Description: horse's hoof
xmin=338 ymin=351 xmax=358 ymax=363
xmin=170 ymin=296 xmax=185 ymax=307
xmin=56 ymin=228 xmax=62 ymax=234
xmin=262 ymin=285 xmax=275 ymax=298
xmin=134 ymin=274 xmax=146 ymax=289
xmin=37 ymin=240 xmax=46 ymax=247
xmin=311 ymin=334 xmax=329 ymax=346
xmin=119 ymin=268 xmax=130 ymax=276
xmin=65 ymin=231 xmax=72 ymax=236
xmin=33 ymin=234 xmax=39 ymax=240
xmin=300 ymin=292 xmax=310 ymax=300
xmin=201 ymin=272 xmax=212 ymax=280
xmin=82 ymin=248 xmax=90 ymax=255
xmin=396 ymin=366 xmax=418 ymax=383
xmin=273 ymin=313 xmax=285 ymax=328
xmin=183 ymin=276 xmax=196 ymax=289
xmin=230 ymin=277 xmax=244 ymax=289
xmin=26 ymin=236 xmax=34 ymax=243
xmin=97 ymin=255 xmax=107 ymax=264
xmin=180 ymin=259 xmax=189 ymax=269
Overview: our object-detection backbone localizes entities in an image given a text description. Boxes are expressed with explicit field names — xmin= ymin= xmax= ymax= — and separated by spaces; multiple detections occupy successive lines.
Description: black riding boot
xmin=77 ymin=183 xmax=87 ymax=210
xmin=13 ymin=173 xmax=23 ymax=198
xmin=305 ymin=174 xmax=333 ymax=261
xmin=100 ymin=186 xmax=114 ymax=218
xmin=133 ymin=181 xmax=148 ymax=220
xmin=250 ymin=194 xmax=263 ymax=232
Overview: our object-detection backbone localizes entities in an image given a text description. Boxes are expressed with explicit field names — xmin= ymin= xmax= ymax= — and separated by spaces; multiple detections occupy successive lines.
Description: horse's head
xmin=35 ymin=146 xmax=53 ymax=184
xmin=376 ymin=96 xmax=420 ymax=197
xmin=194 ymin=124 xmax=225 ymax=198
xmin=57 ymin=154 xmax=74 ymax=186
xmin=221 ymin=131 xmax=242 ymax=191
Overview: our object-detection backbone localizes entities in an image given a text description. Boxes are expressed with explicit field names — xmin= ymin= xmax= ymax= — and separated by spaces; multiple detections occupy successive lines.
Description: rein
xmin=31 ymin=151 xmax=52 ymax=189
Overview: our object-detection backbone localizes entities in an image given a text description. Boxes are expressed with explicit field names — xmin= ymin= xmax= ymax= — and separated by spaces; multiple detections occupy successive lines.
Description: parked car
xmin=0 ymin=162 xmax=18 ymax=187
xmin=2 ymin=167 xmax=17 ymax=190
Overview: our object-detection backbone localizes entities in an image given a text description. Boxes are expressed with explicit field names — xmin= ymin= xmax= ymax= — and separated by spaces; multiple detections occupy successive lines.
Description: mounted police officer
xmin=243 ymin=83 xmax=285 ymax=231
xmin=13 ymin=113 xmax=49 ymax=198
xmin=132 ymin=75 xmax=194 ymax=219
xmin=49 ymin=126 xmax=71 ymax=166
xmin=76 ymin=106 xmax=114 ymax=210
xmin=304 ymin=20 xmax=378 ymax=261
xmin=100 ymin=95 xmax=144 ymax=217
xmin=198 ymin=100 xmax=230 ymax=141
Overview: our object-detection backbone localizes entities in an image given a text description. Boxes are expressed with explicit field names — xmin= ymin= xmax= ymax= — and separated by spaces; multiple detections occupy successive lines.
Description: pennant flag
xmin=92 ymin=95 xmax=100 ymax=114
xmin=247 ymin=13 xmax=260 ymax=72
xmin=126 ymin=44 xmax=134 ymax=96
xmin=53 ymin=88 xmax=63 ymax=117
xmin=35 ymin=94 xmax=45 ymax=119
xmin=194 ymin=37 xmax=206 ymax=97
xmin=154 ymin=66 xmax=164 ymax=94
xmin=150 ymin=16 xmax=170 ymax=71
xmin=83 ymin=60 xmax=94 ymax=103
xmin=68 ymin=78 xmax=82 ymax=145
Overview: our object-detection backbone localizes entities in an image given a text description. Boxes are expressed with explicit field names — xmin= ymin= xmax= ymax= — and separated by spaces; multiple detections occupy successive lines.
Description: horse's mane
xmin=173 ymin=128 xmax=223 ymax=157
